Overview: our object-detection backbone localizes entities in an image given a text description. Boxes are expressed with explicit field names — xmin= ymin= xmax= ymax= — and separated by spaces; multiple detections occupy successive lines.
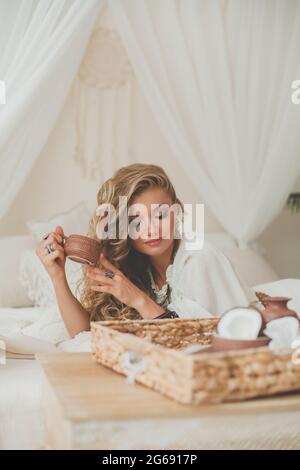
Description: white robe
xmin=165 ymin=233 xmax=256 ymax=318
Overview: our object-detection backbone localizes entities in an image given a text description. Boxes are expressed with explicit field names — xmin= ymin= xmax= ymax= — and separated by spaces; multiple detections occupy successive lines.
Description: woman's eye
xmin=131 ymin=220 xmax=141 ymax=229
xmin=157 ymin=209 xmax=169 ymax=220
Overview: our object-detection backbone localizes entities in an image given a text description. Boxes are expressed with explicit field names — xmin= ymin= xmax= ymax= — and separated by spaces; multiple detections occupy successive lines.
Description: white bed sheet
xmin=0 ymin=358 xmax=43 ymax=450
xmin=0 ymin=306 xmax=43 ymax=335
xmin=0 ymin=305 xmax=91 ymax=450
xmin=0 ymin=307 xmax=44 ymax=449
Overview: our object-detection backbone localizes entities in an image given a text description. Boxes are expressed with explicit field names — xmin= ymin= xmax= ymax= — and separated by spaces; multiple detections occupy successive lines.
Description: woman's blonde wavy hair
xmin=77 ymin=163 xmax=184 ymax=321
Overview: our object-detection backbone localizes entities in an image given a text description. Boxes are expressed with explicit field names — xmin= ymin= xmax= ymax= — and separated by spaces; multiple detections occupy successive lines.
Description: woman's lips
xmin=144 ymin=238 xmax=162 ymax=247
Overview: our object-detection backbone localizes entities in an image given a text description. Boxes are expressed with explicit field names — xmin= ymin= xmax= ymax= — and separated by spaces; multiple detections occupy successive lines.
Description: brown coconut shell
xmin=217 ymin=304 xmax=266 ymax=338
xmin=211 ymin=335 xmax=270 ymax=352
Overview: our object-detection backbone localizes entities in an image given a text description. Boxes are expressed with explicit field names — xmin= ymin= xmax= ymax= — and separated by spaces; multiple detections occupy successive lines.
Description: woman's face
xmin=129 ymin=187 xmax=175 ymax=257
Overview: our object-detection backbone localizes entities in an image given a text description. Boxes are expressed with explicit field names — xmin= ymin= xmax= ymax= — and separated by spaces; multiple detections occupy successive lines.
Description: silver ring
xmin=104 ymin=270 xmax=114 ymax=279
xmin=46 ymin=243 xmax=54 ymax=254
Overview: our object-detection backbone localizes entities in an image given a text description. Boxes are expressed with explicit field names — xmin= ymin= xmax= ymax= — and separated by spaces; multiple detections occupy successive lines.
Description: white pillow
xmin=206 ymin=232 xmax=237 ymax=251
xmin=222 ymin=246 xmax=279 ymax=287
xmin=27 ymin=202 xmax=91 ymax=241
xmin=19 ymin=250 xmax=84 ymax=308
xmin=0 ymin=235 xmax=36 ymax=307
xmin=21 ymin=202 xmax=91 ymax=307
xmin=206 ymin=232 xmax=279 ymax=287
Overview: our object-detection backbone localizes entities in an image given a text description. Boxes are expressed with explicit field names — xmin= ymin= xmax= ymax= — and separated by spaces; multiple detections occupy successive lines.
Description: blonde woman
xmin=36 ymin=164 xmax=252 ymax=338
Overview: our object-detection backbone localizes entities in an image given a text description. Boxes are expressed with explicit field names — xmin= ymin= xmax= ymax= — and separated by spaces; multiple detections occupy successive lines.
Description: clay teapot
xmin=255 ymin=291 xmax=299 ymax=324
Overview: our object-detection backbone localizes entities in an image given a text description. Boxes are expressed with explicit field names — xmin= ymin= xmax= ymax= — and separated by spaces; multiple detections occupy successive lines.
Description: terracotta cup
xmin=64 ymin=234 xmax=101 ymax=265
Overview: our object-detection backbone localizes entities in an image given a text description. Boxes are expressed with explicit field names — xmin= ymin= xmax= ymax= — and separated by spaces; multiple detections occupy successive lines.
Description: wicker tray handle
xmin=119 ymin=351 xmax=147 ymax=384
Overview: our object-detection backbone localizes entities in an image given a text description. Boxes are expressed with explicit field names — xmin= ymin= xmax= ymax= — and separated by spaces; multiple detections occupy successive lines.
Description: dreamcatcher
xmin=72 ymin=26 xmax=133 ymax=181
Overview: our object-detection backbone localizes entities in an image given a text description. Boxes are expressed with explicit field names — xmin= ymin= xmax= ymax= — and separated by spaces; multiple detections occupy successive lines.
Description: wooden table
xmin=37 ymin=352 xmax=300 ymax=450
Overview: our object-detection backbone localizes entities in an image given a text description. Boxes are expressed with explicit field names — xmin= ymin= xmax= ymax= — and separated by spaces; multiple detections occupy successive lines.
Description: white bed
xmin=1 ymin=278 xmax=300 ymax=449
xmin=0 ymin=307 xmax=44 ymax=450
xmin=0 ymin=358 xmax=43 ymax=450
xmin=0 ymin=305 xmax=91 ymax=450
xmin=0 ymin=210 xmax=93 ymax=449
xmin=1 ymin=226 xmax=299 ymax=449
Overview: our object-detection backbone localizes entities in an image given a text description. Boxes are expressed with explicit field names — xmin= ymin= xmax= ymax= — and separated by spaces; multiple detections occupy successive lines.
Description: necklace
xmin=147 ymin=242 xmax=179 ymax=308
xmin=147 ymin=268 xmax=170 ymax=308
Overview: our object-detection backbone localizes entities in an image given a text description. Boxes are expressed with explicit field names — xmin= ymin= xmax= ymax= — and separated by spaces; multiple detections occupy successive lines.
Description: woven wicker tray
xmin=91 ymin=318 xmax=300 ymax=405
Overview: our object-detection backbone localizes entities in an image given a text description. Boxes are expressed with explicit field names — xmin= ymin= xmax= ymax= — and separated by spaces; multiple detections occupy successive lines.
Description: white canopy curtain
xmin=70 ymin=12 xmax=134 ymax=182
xmin=110 ymin=0 xmax=300 ymax=246
xmin=0 ymin=0 xmax=104 ymax=221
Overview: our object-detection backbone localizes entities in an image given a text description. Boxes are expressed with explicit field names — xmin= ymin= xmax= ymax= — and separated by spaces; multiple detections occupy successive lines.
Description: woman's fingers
xmin=43 ymin=232 xmax=64 ymax=246
xmin=36 ymin=228 xmax=65 ymax=258
xmin=44 ymin=248 xmax=65 ymax=265
xmin=55 ymin=225 xmax=65 ymax=238
xmin=39 ymin=241 xmax=64 ymax=259
xmin=99 ymin=254 xmax=119 ymax=274
xmin=90 ymin=284 xmax=113 ymax=293
xmin=52 ymin=242 xmax=65 ymax=253
xmin=35 ymin=226 xmax=67 ymax=281
xmin=53 ymin=232 xmax=64 ymax=245
xmin=86 ymin=268 xmax=115 ymax=286
xmin=44 ymin=240 xmax=64 ymax=253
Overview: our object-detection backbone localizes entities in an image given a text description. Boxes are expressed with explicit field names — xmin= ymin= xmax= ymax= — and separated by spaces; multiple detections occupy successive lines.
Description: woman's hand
xmin=85 ymin=254 xmax=165 ymax=319
xmin=35 ymin=225 xmax=67 ymax=284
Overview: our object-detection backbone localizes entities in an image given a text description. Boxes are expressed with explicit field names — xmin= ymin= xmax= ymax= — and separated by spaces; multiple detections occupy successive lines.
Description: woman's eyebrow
xmin=153 ymin=202 xmax=170 ymax=212
xmin=128 ymin=203 xmax=170 ymax=219
xmin=128 ymin=214 xmax=140 ymax=221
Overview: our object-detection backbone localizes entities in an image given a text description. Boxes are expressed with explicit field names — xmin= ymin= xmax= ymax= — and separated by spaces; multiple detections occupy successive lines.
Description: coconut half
xmin=263 ymin=316 xmax=300 ymax=350
xmin=217 ymin=307 xmax=263 ymax=340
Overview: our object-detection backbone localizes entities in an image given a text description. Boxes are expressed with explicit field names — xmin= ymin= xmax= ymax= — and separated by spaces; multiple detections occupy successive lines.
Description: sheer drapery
xmin=110 ymin=0 xmax=300 ymax=245
xmin=70 ymin=14 xmax=134 ymax=182
xmin=0 ymin=0 xmax=104 ymax=221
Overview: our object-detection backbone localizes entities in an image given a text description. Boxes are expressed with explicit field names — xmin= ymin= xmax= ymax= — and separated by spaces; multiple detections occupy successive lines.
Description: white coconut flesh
xmin=263 ymin=316 xmax=300 ymax=349
xmin=217 ymin=307 xmax=262 ymax=340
